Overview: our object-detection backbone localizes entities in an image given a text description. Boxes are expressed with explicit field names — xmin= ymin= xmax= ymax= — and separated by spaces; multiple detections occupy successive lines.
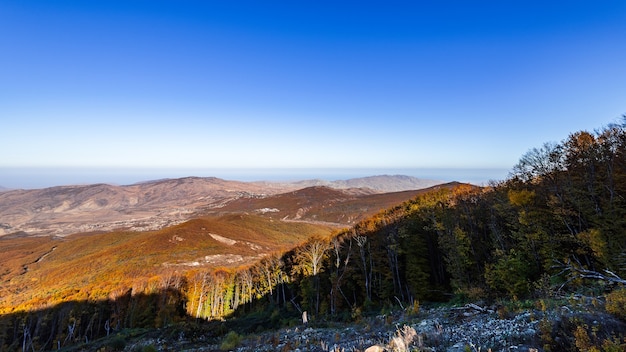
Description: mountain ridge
xmin=0 ymin=175 xmax=443 ymax=237
xmin=214 ymin=183 xmax=460 ymax=226
xmin=286 ymin=174 xmax=442 ymax=192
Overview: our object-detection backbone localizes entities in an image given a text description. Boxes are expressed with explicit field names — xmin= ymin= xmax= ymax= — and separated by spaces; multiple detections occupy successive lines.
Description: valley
xmin=0 ymin=175 xmax=440 ymax=237
xmin=0 ymin=177 xmax=294 ymax=237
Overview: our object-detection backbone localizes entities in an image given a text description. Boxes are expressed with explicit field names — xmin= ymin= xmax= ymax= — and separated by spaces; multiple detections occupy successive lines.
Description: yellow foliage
xmin=508 ymin=189 xmax=535 ymax=207
xmin=605 ymin=288 xmax=626 ymax=320
xmin=577 ymin=229 xmax=608 ymax=263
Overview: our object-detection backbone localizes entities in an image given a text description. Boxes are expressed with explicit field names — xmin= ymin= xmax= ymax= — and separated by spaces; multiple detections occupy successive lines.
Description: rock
xmin=524 ymin=328 xmax=536 ymax=336
xmin=364 ymin=345 xmax=385 ymax=352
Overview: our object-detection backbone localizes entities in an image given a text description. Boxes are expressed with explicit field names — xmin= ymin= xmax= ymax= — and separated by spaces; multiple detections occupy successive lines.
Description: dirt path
xmin=21 ymin=246 xmax=57 ymax=274
xmin=35 ymin=245 xmax=57 ymax=263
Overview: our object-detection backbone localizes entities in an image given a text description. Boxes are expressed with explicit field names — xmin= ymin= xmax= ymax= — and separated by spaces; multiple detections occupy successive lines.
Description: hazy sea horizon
xmin=0 ymin=167 xmax=510 ymax=190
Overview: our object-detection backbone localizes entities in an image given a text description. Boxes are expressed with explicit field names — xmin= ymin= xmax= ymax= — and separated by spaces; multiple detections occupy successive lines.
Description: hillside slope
xmin=0 ymin=214 xmax=333 ymax=312
xmin=215 ymin=184 xmax=458 ymax=225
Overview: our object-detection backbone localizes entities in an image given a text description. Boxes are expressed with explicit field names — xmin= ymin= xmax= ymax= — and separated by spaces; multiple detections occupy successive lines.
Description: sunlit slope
xmin=0 ymin=214 xmax=333 ymax=313
xmin=0 ymin=235 xmax=58 ymax=281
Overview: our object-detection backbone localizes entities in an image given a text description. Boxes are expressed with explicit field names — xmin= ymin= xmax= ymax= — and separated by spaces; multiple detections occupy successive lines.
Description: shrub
xmin=142 ymin=345 xmax=158 ymax=352
xmin=485 ymin=249 xmax=532 ymax=299
xmin=601 ymin=336 xmax=626 ymax=352
xmin=220 ymin=331 xmax=242 ymax=351
xmin=605 ymin=288 xmax=626 ymax=320
xmin=407 ymin=300 xmax=420 ymax=316
xmin=538 ymin=318 xmax=554 ymax=351
xmin=107 ymin=336 xmax=126 ymax=351
xmin=573 ymin=325 xmax=595 ymax=352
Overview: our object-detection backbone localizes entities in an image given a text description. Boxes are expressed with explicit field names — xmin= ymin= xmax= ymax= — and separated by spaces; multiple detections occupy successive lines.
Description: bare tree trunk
xmin=355 ymin=235 xmax=371 ymax=301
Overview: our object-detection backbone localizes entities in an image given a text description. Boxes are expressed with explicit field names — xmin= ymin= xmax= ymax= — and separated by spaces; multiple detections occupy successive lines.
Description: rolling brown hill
xmin=0 ymin=177 xmax=298 ymax=237
xmin=0 ymin=175 xmax=441 ymax=237
xmin=213 ymin=184 xmax=458 ymax=226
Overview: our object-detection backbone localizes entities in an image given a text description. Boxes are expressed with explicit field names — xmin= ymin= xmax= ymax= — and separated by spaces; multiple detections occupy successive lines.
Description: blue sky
xmin=1 ymin=1 xmax=625 ymax=187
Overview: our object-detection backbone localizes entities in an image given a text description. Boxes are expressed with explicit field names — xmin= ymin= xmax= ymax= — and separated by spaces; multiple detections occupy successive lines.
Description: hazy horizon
xmin=0 ymin=167 xmax=509 ymax=190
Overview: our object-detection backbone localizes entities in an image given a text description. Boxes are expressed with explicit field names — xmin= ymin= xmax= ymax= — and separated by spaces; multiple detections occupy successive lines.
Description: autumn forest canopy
xmin=2 ymin=119 xmax=626 ymax=350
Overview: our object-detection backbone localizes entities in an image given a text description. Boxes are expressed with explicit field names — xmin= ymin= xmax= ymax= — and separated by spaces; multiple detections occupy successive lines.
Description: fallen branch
xmin=450 ymin=303 xmax=486 ymax=312
xmin=554 ymin=258 xmax=626 ymax=292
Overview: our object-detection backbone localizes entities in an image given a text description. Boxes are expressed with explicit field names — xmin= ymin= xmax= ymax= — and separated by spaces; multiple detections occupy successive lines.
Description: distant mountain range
xmin=278 ymin=174 xmax=442 ymax=192
xmin=0 ymin=175 xmax=443 ymax=237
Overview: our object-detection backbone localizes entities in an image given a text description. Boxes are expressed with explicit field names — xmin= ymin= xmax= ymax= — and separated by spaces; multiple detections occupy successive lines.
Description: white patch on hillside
xmin=208 ymin=233 xmax=264 ymax=251
xmin=209 ymin=233 xmax=237 ymax=245
xmin=256 ymin=208 xmax=279 ymax=214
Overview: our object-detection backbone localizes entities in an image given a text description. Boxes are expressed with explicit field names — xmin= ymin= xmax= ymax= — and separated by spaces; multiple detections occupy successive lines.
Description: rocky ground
xmin=121 ymin=296 xmax=625 ymax=352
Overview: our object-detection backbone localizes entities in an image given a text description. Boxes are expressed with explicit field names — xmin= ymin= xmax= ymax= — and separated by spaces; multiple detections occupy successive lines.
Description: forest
xmin=2 ymin=121 xmax=626 ymax=351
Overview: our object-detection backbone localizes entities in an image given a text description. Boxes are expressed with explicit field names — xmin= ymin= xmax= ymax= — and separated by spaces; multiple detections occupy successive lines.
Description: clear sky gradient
xmin=1 ymin=1 xmax=625 ymax=187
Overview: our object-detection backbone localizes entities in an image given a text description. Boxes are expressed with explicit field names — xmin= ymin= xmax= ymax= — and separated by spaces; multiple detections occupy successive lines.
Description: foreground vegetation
xmin=2 ymin=120 xmax=626 ymax=350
